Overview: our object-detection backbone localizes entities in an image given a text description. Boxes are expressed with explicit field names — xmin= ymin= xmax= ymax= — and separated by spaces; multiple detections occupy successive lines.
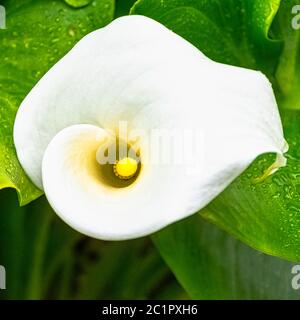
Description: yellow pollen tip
xmin=114 ymin=157 xmax=138 ymax=180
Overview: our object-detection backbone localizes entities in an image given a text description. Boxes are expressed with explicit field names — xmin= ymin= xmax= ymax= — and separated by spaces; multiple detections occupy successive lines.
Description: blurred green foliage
xmin=0 ymin=190 xmax=187 ymax=299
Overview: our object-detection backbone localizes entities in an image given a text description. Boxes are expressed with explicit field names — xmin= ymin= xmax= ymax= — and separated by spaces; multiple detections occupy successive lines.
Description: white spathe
xmin=14 ymin=15 xmax=287 ymax=240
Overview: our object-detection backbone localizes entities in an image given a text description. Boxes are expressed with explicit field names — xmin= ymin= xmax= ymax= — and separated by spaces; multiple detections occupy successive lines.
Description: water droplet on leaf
xmin=64 ymin=0 xmax=91 ymax=8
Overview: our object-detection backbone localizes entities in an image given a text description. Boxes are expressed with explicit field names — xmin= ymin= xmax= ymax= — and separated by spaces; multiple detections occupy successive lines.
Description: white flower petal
xmin=42 ymin=124 xmax=193 ymax=240
xmin=14 ymin=15 xmax=287 ymax=240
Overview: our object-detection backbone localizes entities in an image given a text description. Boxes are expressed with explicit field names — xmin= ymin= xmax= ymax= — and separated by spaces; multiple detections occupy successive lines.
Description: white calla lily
xmin=14 ymin=15 xmax=287 ymax=240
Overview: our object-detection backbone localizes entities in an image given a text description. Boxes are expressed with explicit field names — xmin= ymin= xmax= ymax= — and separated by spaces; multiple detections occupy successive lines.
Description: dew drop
xmin=64 ymin=0 xmax=91 ymax=8
xmin=68 ymin=27 xmax=76 ymax=37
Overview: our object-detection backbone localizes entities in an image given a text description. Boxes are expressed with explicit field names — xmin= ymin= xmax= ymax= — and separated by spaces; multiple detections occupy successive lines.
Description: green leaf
xmin=153 ymin=215 xmax=300 ymax=299
xmin=273 ymin=0 xmax=300 ymax=110
xmin=131 ymin=0 xmax=282 ymax=78
xmin=115 ymin=0 xmax=137 ymax=17
xmin=0 ymin=0 xmax=114 ymax=205
xmin=133 ymin=0 xmax=300 ymax=262
xmin=201 ymin=110 xmax=300 ymax=262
